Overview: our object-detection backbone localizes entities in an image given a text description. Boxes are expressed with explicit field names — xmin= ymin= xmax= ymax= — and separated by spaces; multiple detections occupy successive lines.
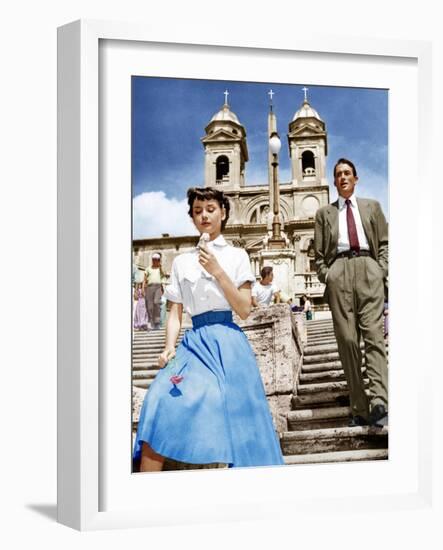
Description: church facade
xmin=133 ymin=91 xmax=330 ymax=306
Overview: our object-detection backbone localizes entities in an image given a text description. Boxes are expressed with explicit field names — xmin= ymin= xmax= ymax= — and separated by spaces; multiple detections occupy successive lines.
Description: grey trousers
xmin=326 ymin=255 xmax=388 ymax=419
xmin=145 ymin=284 xmax=162 ymax=326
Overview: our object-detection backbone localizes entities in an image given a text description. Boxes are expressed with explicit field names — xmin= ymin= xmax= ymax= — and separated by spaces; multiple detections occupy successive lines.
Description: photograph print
xmin=131 ymin=76 xmax=389 ymax=473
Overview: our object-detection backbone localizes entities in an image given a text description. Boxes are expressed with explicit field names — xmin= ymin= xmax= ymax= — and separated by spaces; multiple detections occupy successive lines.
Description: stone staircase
xmin=132 ymin=327 xmax=187 ymax=390
xmin=280 ymin=317 xmax=388 ymax=464
xmin=132 ymin=317 xmax=388 ymax=468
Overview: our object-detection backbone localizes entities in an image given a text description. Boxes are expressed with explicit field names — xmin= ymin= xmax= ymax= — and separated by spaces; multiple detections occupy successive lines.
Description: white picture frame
xmin=57 ymin=19 xmax=436 ymax=532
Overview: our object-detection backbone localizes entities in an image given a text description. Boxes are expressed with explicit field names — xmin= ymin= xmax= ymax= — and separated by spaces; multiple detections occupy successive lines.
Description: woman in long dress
xmin=133 ymin=187 xmax=284 ymax=470
xmin=133 ymin=283 xmax=148 ymax=331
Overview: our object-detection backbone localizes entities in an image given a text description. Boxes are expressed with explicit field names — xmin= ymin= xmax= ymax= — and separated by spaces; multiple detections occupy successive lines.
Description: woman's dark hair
xmin=260 ymin=266 xmax=273 ymax=279
xmin=333 ymin=158 xmax=358 ymax=178
xmin=187 ymin=186 xmax=230 ymax=230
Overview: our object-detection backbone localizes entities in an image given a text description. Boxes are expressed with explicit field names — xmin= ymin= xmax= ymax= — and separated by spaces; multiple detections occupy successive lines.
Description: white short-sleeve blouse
xmin=163 ymin=235 xmax=256 ymax=317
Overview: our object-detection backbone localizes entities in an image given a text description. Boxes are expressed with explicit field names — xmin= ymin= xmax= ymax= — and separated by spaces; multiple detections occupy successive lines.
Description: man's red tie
xmin=346 ymin=199 xmax=360 ymax=252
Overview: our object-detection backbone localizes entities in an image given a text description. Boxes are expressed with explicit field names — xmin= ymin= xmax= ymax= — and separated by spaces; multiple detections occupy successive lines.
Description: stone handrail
xmin=234 ymin=303 xmax=305 ymax=433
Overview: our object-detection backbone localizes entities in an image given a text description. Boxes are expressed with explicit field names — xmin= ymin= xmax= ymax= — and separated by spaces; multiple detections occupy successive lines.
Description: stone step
xmin=292 ymin=389 xmax=365 ymax=408
xmin=133 ymin=339 xmax=171 ymax=345
xmin=281 ymin=425 xmax=388 ymax=455
xmin=301 ymin=360 xmax=345 ymax=372
xmin=133 ymin=342 xmax=170 ymax=348
xmin=304 ymin=343 xmax=365 ymax=357
xmin=133 ymin=379 xmax=154 ymax=390
xmin=306 ymin=320 xmax=334 ymax=326
xmin=133 ymin=365 xmax=160 ymax=372
xmin=304 ymin=352 xmax=342 ymax=365
xmin=133 ymin=338 xmax=169 ymax=343
xmin=133 ymin=352 xmax=164 ymax=360
xmin=132 ymin=345 xmax=164 ymax=358
xmin=132 ymin=369 xmax=160 ymax=379
xmin=307 ymin=332 xmax=334 ymax=337
xmin=306 ymin=342 xmax=337 ymax=350
xmin=297 ymin=379 xmax=368 ymax=395
xmin=133 ymin=337 xmax=185 ymax=346
xmin=133 ymin=338 xmax=185 ymax=348
xmin=133 ymin=363 xmax=160 ymax=370
xmin=306 ymin=327 xmax=334 ymax=334
xmin=308 ymin=332 xmax=335 ymax=342
xmin=299 ymin=368 xmax=366 ymax=384
xmin=133 ymin=363 xmax=149 ymax=369
xmin=288 ymin=405 xmax=350 ymax=431
xmin=302 ymin=359 xmax=385 ymax=374
xmin=133 ymin=354 xmax=168 ymax=361
xmin=288 ymin=405 xmax=350 ymax=421
xmin=133 ymin=356 xmax=163 ymax=364
xmin=133 ymin=329 xmax=186 ymax=336
xmin=133 ymin=351 xmax=163 ymax=358
xmin=132 ymin=330 xmax=166 ymax=340
xmin=306 ymin=339 xmax=388 ymax=348
xmin=133 ymin=360 xmax=161 ymax=368
xmin=284 ymin=448 xmax=388 ymax=464
xmin=303 ymin=348 xmax=388 ymax=366
xmin=304 ymin=345 xmax=339 ymax=356
xmin=305 ymin=340 xmax=337 ymax=349
xmin=133 ymin=366 xmax=158 ymax=373
xmin=134 ymin=333 xmax=184 ymax=339
xmin=133 ymin=344 xmax=182 ymax=350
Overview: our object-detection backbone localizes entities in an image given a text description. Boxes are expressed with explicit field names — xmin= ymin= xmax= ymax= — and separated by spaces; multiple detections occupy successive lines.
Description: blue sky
xmin=132 ymin=77 xmax=388 ymax=239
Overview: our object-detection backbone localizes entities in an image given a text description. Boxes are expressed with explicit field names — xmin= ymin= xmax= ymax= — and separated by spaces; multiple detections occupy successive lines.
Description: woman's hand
xmin=158 ymin=348 xmax=176 ymax=369
xmin=198 ymin=245 xmax=223 ymax=278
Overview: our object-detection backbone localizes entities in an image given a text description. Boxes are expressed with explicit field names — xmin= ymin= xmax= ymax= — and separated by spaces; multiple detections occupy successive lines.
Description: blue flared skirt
xmin=133 ymin=310 xmax=284 ymax=468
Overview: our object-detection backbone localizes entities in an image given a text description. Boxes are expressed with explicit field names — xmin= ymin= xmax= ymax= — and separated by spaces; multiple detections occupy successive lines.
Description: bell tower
xmin=287 ymin=87 xmax=328 ymax=187
xmin=201 ymin=91 xmax=249 ymax=190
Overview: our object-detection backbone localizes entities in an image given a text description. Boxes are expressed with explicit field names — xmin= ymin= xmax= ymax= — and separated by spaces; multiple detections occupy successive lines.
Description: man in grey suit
xmin=314 ymin=158 xmax=388 ymax=427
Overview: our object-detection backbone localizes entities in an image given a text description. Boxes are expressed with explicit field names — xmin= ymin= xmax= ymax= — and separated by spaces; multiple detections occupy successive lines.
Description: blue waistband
xmin=191 ymin=310 xmax=233 ymax=329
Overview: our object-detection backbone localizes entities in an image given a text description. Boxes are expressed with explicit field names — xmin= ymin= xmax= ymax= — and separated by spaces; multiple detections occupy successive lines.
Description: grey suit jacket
xmin=314 ymin=197 xmax=389 ymax=285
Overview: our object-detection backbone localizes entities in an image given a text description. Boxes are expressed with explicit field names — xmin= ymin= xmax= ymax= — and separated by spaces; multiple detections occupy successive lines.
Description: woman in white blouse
xmin=133 ymin=187 xmax=284 ymax=471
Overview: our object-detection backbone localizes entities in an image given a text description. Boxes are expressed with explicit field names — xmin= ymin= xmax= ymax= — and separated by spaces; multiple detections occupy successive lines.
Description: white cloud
xmin=133 ymin=191 xmax=198 ymax=239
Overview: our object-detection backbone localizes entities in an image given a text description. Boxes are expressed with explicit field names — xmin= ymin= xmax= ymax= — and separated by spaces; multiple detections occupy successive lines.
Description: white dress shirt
xmin=337 ymin=194 xmax=370 ymax=253
xmin=252 ymin=282 xmax=279 ymax=306
xmin=164 ymin=235 xmax=255 ymax=317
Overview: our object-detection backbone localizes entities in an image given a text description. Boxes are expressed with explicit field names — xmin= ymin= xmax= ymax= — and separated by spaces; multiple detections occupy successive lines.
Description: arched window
xmin=216 ymin=155 xmax=230 ymax=182
xmin=307 ymin=238 xmax=316 ymax=272
xmin=302 ymin=150 xmax=315 ymax=176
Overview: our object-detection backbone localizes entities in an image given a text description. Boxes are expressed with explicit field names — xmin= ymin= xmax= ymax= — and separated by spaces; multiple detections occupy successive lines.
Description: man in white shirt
xmin=314 ymin=158 xmax=388 ymax=428
xmin=251 ymin=266 xmax=280 ymax=307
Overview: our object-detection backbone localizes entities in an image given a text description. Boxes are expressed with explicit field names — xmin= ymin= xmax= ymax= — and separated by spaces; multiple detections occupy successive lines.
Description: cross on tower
xmin=302 ymin=86 xmax=309 ymax=102
xmin=224 ymin=90 xmax=229 ymax=104
xmin=268 ymin=89 xmax=275 ymax=102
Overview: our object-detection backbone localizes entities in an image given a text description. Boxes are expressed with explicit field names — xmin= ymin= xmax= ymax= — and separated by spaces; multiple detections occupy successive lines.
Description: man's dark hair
xmin=333 ymin=158 xmax=358 ymax=178
xmin=260 ymin=266 xmax=273 ymax=279
xmin=187 ymin=186 xmax=230 ymax=230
